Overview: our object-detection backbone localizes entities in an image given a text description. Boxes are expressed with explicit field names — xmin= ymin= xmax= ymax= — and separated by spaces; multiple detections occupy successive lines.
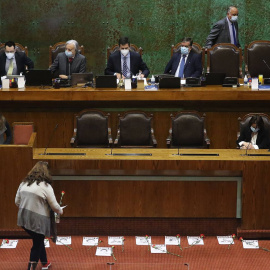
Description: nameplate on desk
xmin=106 ymin=153 xmax=152 ymax=156
xmin=179 ymin=153 xmax=219 ymax=156
xmin=246 ymin=154 xmax=270 ymax=156
xmin=39 ymin=153 xmax=86 ymax=156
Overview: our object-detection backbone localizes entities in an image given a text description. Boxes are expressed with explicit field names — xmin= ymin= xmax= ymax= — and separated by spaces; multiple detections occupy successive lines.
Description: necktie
xmin=7 ymin=59 xmax=14 ymax=75
xmin=232 ymin=23 xmax=237 ymax=46
xmin=122 ymin=56 xmax=128 ymax=78
xmin=178 ymin=55 xmax=186 ymax=78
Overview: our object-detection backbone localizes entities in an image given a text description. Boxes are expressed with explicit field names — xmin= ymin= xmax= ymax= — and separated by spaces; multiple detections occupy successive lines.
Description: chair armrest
xmin=204 ymin=129 xmax=210 ymax=148
xmin=166 ymin=128 xmax=172 ymax=148
xmin=70 ymin=128 xmax=77 ymax=147
xmin=151 ymin=128 xmax=157 ymax=147
xmin=108 ymin=128 xmax=113 ymax=147
xmin=114 ymin=129 xmax=120 ymax=147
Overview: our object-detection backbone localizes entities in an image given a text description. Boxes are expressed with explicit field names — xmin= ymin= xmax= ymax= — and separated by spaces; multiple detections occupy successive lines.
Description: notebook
xmin=95 ymin=75 xmax=117 ymax=88
xmin=71 ymin=73 xmax=93 ymax=86
xmin=205 ymin=73 xmax=226 ymax=85
xmin=159 ymin=77 xmax=181 ymax=89
xmin=25 ymin=70 xmax=53 ymax=86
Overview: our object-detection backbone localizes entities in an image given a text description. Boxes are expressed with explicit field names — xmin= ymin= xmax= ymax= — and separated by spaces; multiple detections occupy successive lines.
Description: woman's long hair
xmin=249 ymin=115 xmax=264 ymax=130
xmin=0 ymin=113 xmax=6 ymax=130
xmin=23 ymin=161 xmax=52 ymax=186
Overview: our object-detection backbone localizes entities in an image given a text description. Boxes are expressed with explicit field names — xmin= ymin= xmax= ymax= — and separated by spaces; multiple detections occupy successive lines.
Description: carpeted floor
xmin=1 ymin=236 xmax=270 ymax=270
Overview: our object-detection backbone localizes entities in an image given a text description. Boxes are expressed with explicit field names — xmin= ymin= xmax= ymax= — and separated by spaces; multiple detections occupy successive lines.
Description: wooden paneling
xmin=1 ymin=87 xmax=270 ymax=149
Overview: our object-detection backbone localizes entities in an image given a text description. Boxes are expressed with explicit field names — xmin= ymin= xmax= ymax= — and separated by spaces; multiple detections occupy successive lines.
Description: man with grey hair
xmin=50 ymin=39 xmax=86 ymax=79
xmin=205 ymin=6 xmax=240 ymax=48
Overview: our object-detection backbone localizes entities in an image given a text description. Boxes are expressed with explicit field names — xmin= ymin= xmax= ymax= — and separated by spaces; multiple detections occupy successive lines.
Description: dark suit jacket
xmin=205 ymin=17 xmax=240 ymax=48
xmin=105 ymin=51 xmax=150 ymax=78
xmin=50 ymin=52 xmax=86 ymax=76
xmin=164 ymin=50 xmax=202 ymax=78
xmin=237 ymin=126 xmax=270 ymax=149
xmin=0 ymin=51 xmax=34 ymax=77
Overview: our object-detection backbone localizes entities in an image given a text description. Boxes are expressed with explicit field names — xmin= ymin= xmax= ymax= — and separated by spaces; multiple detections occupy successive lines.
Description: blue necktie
xmin=122 ymin=57 xmax=128 ymax=78
xmin=178 ymin=55 xmax=186 ymax=78
xmin=232 ymin=23 xmax=237 ymax=46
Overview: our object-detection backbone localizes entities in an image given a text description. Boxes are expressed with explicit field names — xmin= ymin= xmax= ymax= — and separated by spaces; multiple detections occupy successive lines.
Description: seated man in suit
xmin=105 ymin=37 xmax=150 ymax=79
xmin=0 ymin=41 xmax=34 ymax=77
xmin=50 ymin=40 xmax=86 ymax=79
xmin=164 ymin=37 xmax=202 ymax=78
xmin=237 ymin=115 xmax=270 ymax=149
xmin=205 ymin=6 xmax=240 ymax=48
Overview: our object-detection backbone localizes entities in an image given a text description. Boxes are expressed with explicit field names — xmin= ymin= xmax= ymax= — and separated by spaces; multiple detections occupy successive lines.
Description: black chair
xmin=207 ymin=43 xmax=242 ymax=78
xmin=70 ymin=109 xmax=113 ymax=148
xmin=245 ymin=40 xmax=270 ymax=78
xmin=114 ymin=111 xmax=157 ymax=148
xmin=167 ymin=111 xmax=210 ymax=148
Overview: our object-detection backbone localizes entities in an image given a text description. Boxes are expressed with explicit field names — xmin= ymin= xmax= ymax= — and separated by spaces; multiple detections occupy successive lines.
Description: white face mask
xmin=230 ymin=15 xmax=238 ymax=22
xmin=121 ymin=49 xmax=129 ymax=57
xmin=6 ymin=52 xmax=15 ymax=60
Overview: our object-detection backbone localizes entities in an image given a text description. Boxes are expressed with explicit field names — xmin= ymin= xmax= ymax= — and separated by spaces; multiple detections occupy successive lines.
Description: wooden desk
xmin=1 ymin=85 xmax=270 ymax=149
xmin=32 ymin=148 xmax=270 ymax=230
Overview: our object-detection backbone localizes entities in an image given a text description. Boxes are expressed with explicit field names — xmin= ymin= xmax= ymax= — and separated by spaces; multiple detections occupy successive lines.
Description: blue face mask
xmin=250 ymin=126 xmax=259 ymax=132
xmin=65 ymin=50 xmax=73 ymax=58
xmin=181 ymin=46 xmax=189 ymax=55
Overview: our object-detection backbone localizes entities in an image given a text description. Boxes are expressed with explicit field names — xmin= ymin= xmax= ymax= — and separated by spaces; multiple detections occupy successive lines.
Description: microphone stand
xmin=42 ymin=124 xmax=59 ymax=155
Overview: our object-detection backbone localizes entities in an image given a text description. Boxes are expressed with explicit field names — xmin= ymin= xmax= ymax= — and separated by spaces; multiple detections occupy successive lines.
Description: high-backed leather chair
xmin=237 ymin=113 xmax=270 ymax=141
xmin=207 ymin=43 xmax=242 ymax=78
xmin=70 ymin=110 xmax=113 ymax=148
xmin=12 ymin=122 xmax=34 ymax=145
xmin=114 ymin=111 xmax=157 ymax=148
xmin=107 ymin=44 xmax=143 ymax=60
xmin=49 ymin=41 xmax=84 ymax=67
xmin=167 ymin=111 xmax=210 ymax=148
xmin=245 ymin=40 xmax=270 ymax=78
xmin=171 ymin=42 xmax=205 ymax=72
xmin=0 ymin=43 xmax=28 ymax=56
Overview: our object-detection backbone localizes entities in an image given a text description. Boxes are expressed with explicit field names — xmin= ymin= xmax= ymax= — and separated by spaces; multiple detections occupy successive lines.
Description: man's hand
xmin=59 ymin=75 xmax=68 ymax=79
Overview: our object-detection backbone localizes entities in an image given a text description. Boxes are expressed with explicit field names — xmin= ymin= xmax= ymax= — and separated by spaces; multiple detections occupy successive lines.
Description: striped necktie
xmin=122 ymin=57 xmax=128 ymax=78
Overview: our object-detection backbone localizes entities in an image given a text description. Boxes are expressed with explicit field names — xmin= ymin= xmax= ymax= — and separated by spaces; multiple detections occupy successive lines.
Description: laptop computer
xmin=205 ymin=73 xmax=226 ymax=85
xmin=95 ymin=75 xmax=117 ymax=88
xmin=159 ymin=77 xmax=181 ymax=89
xmin=71 ymin=73 xmax=93 ymax=86
xmin=25 ymin=70 xmax=53 ymax=86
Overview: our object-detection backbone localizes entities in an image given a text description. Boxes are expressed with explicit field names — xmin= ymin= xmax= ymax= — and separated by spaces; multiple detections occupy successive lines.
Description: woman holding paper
xmin=15 ymin=161 xmax=63 ymax=270
xmin=237 ymin=115 xmax=270 ymax=149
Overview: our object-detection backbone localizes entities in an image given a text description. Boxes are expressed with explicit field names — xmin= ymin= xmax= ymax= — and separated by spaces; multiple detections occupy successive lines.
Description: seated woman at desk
xmin=237 ymin=115 xmax=270 ymax=149
xmin=0 ymin=113 xmax=12 ymax=144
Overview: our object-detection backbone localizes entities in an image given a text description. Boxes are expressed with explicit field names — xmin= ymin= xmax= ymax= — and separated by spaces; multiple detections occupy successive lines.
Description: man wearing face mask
xmin=105 ymin=37 xmax=150 ymax=79
xmin=205 ymin=6 xmax=240 ymax=48
xmin=50 ymin=40 xmax=86 ymax=79
xmin=164 ymin=37 xmax=202 ymax=78
xmin=0 ymin=41 xmax=34 ymax=77
xmin=237 ymin=115 xmax=270 ymax=149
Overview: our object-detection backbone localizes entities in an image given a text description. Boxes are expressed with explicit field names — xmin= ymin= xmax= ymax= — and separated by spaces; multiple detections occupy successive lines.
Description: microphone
xmin=68 ymin=57 xmax=73 ymax=85
xmin=245 ymin=141 xmax=251 ymax=156
xmin=43 ymin=124 xmax=59 ymax=155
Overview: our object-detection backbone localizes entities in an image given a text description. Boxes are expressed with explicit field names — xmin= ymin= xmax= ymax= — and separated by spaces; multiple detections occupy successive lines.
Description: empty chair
xmin=70 ymin=109 xmax=113 ymax=148
xmin=207 ymin=43 xmax=242 ymax=78
xmin=237 ymin=113 xmax=270 ymax=149
xmin=12 ymin=122 xmax=34 ymax=145
xmin=114 ymin=111 xmax=157 ymax=148
xmin=245 ymin=40 xmax=270 ymax=78
xmin=167 ymin=111 xmax=210 ymax=148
